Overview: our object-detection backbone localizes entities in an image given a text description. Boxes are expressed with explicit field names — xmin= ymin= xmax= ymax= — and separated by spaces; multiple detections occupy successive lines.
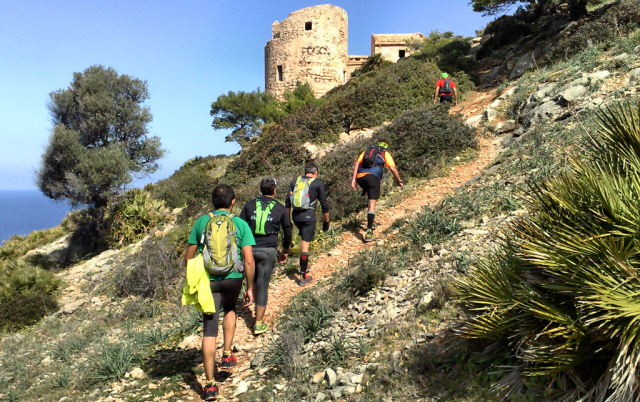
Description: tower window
xmin=277 ymin=65 xmax=283 ymax=81
xmin=399 ymin=50 xmax=406 ymax=58
xmin=305 ymin=22 xmax=312 ymax=30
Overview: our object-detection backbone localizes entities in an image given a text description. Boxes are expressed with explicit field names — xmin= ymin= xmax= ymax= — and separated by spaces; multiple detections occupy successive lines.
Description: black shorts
xmin=439 ymin=94 xmax=453 ymax=103
xmin=294 ymin=220 xmax=316 ymax=242
xmin=202 ymin=277 xmax=243 ymax=338
xmin=357 ymin=174 xmax=381 ymax=200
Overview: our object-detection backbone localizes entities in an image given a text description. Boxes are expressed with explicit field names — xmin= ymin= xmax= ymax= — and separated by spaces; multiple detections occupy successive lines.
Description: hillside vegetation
xmin=1 ymin=1 xmax=640 ymax=401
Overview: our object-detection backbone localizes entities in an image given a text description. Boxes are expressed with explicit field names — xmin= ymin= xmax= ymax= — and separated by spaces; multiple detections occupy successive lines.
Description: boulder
xmin=303 ymin=142 xmax=319 ymax=159
xmin=466 ymin=115 xmax=483 ymax=129
xmin=629 ymin=68 xmax=640 ymax=84
xmin=178 ymin=334 xmax=199 ymax=349
xmin=497 ymin=120 xmax=517 ymax=134
xmin=129 ymin=367 xmax=145 ymax=379
xmin=557 ymin=85 xmax=587 ymax=106
xmin=61 ymin=299 xmax=86 ymax=315
xmin=510 ymin=50 xmax=541 ymax=80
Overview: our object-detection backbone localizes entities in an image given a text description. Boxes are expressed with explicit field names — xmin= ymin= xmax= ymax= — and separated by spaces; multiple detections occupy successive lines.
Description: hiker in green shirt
xmin=185 ymin=184 xmax=255 ymax=401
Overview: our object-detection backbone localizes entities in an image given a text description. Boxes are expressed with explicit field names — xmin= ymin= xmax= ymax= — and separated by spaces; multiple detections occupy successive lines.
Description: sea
xmin=0 ymin=190 xmax=72 ymax=244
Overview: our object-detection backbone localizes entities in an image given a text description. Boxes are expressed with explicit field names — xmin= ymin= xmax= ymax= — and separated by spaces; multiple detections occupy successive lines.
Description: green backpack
xmin=289 ymin=176 xmax=316 ymax=210
xmin=201 ymin=213 xmax=243 ymax=276
xmin=253 ymin=198 xmax=277 ymax=235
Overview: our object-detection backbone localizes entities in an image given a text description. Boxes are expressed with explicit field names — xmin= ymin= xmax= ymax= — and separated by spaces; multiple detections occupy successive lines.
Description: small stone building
xmin=265 ymin=5 xmax=423 ymax=99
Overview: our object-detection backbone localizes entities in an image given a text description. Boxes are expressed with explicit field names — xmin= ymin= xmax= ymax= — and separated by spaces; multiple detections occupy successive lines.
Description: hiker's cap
xmin=442 ymin=73 xmax=449 ymax=78
xmin=377 ymin=141 xmax=389 ymax=149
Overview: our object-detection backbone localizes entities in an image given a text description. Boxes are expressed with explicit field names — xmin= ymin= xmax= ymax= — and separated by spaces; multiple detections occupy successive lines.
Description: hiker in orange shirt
xmin=351 ymin=140 xmax=404 ymax=242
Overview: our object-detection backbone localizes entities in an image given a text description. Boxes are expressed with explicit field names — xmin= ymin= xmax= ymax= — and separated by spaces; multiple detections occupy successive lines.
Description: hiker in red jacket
xmin=434 ymin=72 xmax=458 ymax=105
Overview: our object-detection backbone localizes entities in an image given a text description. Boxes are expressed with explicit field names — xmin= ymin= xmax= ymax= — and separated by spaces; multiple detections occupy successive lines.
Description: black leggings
xmin=253 ymin=247 xmax=277 ymax=307
xmin=202 ymin=278 xmax=243 ymax=337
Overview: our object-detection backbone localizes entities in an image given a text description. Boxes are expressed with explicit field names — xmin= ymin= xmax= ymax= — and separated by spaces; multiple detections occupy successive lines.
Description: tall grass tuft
xmin=455 ymin=101 xmax=640 ymax=401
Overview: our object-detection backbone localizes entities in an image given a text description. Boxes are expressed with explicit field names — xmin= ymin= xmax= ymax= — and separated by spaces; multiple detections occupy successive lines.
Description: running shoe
xmin=220 ymin=354 xmax=238 ymax=369
xmin=300 ymin=274 xmax=313 ymax=286
xmin=254 ymin=321 xmax=269 ymax=335
xmin=364 ymin=229 xmax=375 ymax=243
xmin=204 ymin=382 xmax=219 ymax=401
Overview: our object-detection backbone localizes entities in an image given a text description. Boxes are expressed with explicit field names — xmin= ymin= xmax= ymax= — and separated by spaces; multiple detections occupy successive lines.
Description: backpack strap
xmin=254 ymin=198 xmax=277 ymax=235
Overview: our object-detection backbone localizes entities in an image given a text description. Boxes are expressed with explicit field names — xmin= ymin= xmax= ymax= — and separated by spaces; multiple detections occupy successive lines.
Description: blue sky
xmin=0 ymin=0 xmax=494 ymax=191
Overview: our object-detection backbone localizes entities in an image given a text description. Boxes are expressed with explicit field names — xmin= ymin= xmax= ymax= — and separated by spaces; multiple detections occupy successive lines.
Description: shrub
xmin=106 ymin=189 xmax=167 ymax=247
xmin=224 ymin=125 xmax=308 ymax=184
xmin=151 ymin=155 xmax=228 ymax=209
xmin=0 ymin=260 xmax=59 ymax=332
xmin=266 ymin=330 xmax=305 ymax=379
xmin=279 ymin=291 xmax=334 ymax=342
xmin=454 ymin=101 xmax=640 ymax=401
xmin=0 ymin=226 xmax=67 ymax=261
xmin=114 ymin=237 xmax=182 ymax=300
xmin=377 ymin=105 xmax=478 ymax=177
xmin=550 ymin=0 xmax=640 ymax=60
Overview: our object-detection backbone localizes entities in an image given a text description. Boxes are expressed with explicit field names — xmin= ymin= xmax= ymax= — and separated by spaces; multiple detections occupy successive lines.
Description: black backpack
xmin=440 ymin=78 xmax=453 ymax=94
xmin=362 ymin=145 xmax=385 ymax=168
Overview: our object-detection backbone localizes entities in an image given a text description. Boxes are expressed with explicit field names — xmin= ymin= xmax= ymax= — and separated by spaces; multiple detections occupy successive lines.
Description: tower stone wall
xmin=265 ymin=5 xmax=423 ymax=99
xmin=265 ymin=5 xmax=348 ymax=99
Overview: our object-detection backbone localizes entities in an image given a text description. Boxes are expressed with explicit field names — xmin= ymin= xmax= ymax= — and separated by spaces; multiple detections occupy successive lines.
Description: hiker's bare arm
xmin=242 ymin=245 xmax=255 ymax=307
xmin=434 ymin=86 xmax=440 ymax=104
xmin=351 ymin=160 xmax=360 ymax=190
xmin=454 ymin=87 xmax=458 ymax=104
xmin=185 ymin=244 xmax=197 ymax=262
xmin=390 ymin=166 xmax=404 ymax=189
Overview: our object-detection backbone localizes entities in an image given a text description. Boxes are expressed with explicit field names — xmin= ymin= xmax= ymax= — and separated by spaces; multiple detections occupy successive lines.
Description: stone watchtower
xmin=265 ymin=5 xmax=349 ymax=99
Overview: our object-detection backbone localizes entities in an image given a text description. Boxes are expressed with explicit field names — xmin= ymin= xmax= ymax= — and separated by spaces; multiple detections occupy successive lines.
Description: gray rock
xmin=497 ymin=120 xmax=517 ymax=133
xmin=466 ymin=115 xmax=483 ymax=128
xmin=532 ymin=83 xmax=555 ymax=102
xmin=251 ymin=351 xmax=265 ymax=368
xmin=634 ymin=46 xmax=640 ymax=55
xmin=528 ymin=100 xmax=564 ymax=124
xmin=330 ymin=387 xmax=345 ymax=399
xmin=325 ymin=368 xmax=337 ymax=386
xmin=315 ymin=392 xmax=327 ymax=402
xmin=485 ymin=108 xmax=497 ymax=122
xmin=233 ymin=381 xmax=248 ymax=397
xmin=557 ymin=85 xmax=587 ymax=106
xmin=365 ymin=319 xmax=380 ymax=328
xmin=419 ymin=291 xmax=435 ymax=309
xmin=61 ymin=299 xmax=86 ymax=315
xmin=343 ymin=386 xmax=357 ymax=395
xmin=630 ymin=68 xmax=640 ymax=84
xmin=613 ymin=53 xmax=629 ymax=61
xmin=480 ymin=64 xmax=505 ymax=84
xmin=510 ymin=50 xmax=540 ymax=80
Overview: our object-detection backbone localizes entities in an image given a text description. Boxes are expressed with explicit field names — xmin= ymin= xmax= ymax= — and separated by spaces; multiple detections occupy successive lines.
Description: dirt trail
xmin=190 ymin=90 xmax=499 ymax=400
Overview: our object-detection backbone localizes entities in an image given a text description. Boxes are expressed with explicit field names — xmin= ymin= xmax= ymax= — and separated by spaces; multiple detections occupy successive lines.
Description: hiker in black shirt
xmin=285 ymin=161 xmax=330 ymax=286
xmin=240 ymin=178 xmax=292 ymax=335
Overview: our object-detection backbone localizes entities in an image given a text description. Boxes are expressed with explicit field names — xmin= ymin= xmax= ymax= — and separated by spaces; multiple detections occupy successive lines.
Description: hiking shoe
xmin=299 ymin=274 xmax=313 ymax=286
xmin=220 ymin=354 xmax=237 ymax=369
xmin=254 ymin=322 xmax=269 ymax=335
xmin=203 ymin=383 xmax=219 ymax=401
xmin=364 ymin=229 xmax=375 ymax=243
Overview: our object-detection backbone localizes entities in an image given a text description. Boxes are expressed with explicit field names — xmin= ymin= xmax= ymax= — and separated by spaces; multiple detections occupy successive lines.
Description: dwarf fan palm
xmin=455 ymin=101 xmax=640 ymax=402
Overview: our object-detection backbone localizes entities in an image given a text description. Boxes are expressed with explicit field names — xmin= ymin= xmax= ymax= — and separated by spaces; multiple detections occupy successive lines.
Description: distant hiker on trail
xmin=240 ymin=178 xmax=292 ymax=335
xmin=434 ymin=72 xmax=458 ymax=105
xmin=184 ymin=184 xmax=255 ymax=401
xmin=351 ymin=140 xmax=404 ymax=243
xmin=286 ymin=162 xmax=330 ymax=287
